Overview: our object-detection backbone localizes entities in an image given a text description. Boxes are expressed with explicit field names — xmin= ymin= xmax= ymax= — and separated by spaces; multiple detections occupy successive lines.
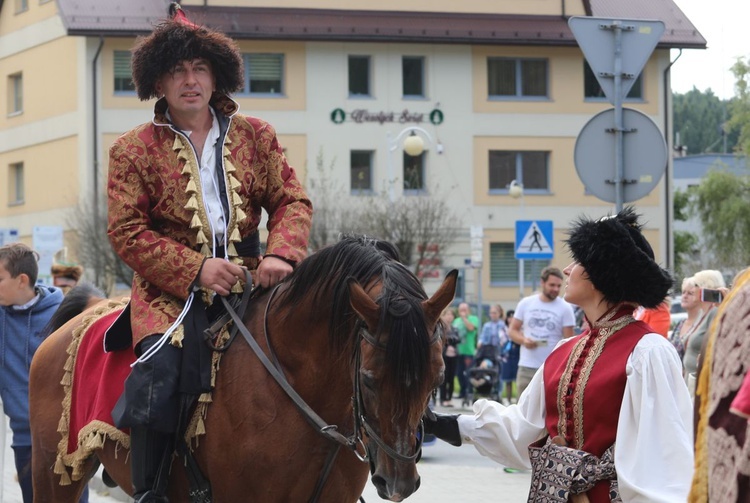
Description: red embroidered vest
xmin=543 ymin=304 xmax=650 ymax=502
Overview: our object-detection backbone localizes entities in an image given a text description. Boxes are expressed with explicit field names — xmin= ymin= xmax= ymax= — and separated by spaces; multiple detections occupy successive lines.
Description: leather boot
xmin=130 ymin=426 xmax=171 ymax=502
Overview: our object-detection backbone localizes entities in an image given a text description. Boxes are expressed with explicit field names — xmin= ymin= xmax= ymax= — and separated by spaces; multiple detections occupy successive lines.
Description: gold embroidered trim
xmin=55 ymin=298 xmax=130 ymax=486
xmin=556 ymin=305 xmax=637 ymax=449
xmin=175 ymin=129 xmax=246 ymax=294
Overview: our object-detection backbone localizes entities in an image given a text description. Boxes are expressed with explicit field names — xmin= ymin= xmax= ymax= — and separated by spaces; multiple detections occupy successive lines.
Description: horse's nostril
xmin=371 ymin=474 xmax=387 ymax=490
xmin=415 ymin=476 xmax=421 ymax=491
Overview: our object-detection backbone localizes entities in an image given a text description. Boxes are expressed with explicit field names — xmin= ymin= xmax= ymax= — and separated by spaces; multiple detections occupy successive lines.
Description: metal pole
xmin=386 ymin=131 xmax=395 ymax=202
xmin=519 ymin=258 xmax=525 ymax=300
xmin=613 ymin=21 xmax=625 ymax=212
xmin=476 ymin=266 xmax=483 ymax=322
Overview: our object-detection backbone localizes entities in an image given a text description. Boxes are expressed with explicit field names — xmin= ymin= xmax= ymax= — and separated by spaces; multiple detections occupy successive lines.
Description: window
xmin=489 ymin=242 xmax=550 ymax=285
xmin=348 ymin=56 xmax=371 ymax=97
xmin=584 ymin=60 xmax=642 ymax=100
xmin=488 ymin=151 xmax=549 ymax=193
xmin=350 ymin=150 xmax=373 ymax=192
xmin=8 ymin=162 xmax=24 ymax=205
xmin=402 ymin=56 xmax=424 ymax=98
xmin=403 ymin=152 xmax=425 ymax=193
xmin=8 ymin=73 xmax=23 ymax=115
xmin=243 ymin=53 xmax=284 ymax=95
xmin=15 ymin=0 xmax=28 ymax=13
xmin=114 ymin=51 xmax=135 ymax=93
xmin=488 ymin=58 xmax=548 ymax=98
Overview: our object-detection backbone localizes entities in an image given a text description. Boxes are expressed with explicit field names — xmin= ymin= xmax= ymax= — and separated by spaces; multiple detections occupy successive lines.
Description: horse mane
xmin=280 ymin=234 xmax=432 ymax=412
xmin=42 ymin=282 xmax=106 ymax=337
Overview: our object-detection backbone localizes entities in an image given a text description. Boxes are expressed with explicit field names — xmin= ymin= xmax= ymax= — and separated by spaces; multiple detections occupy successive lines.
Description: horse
xmin=29 ymin=235 xmax=457 ymax=502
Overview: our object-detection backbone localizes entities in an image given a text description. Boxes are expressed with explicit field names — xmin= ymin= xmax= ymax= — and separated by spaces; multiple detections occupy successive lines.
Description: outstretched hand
xmin=422 ymin=411 xmax=462 ymax=446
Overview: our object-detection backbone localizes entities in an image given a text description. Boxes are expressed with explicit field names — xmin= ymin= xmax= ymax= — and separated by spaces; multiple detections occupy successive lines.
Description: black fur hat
xmin=565 ymin=207 xmax=673 ymax=308
xmin=130 ymin=5 xmax=243 ymax=101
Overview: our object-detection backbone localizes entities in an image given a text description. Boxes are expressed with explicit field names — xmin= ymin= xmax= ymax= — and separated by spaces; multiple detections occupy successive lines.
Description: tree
xmin=70 ymin=201 xmax=133 ymax=295
xmin=305 ymin=152 xmax=463 ymax=279
xmin=673 ymin=188 xmax=699 ymax=280
xmin=673 ymin=87 xmax=737 ymax=154
xmin=689 ymin=167 xmax=750 ymax=271
xmin=728 ymin=57 xmax=750 ymax=155
xmin=344 ymin=188 xmax=462 ymax=279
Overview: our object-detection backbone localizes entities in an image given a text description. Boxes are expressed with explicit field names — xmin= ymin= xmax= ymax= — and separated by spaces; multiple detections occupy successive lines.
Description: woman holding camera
xmin=681 ymin=270 xmax=726 ymax=396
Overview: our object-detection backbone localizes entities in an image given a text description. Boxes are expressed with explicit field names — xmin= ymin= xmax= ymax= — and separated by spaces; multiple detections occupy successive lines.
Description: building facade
xmin=0 ymin=0 xmax=704 ymax=304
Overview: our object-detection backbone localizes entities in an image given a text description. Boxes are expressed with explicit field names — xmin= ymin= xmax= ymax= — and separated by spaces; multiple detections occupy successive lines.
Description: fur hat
xmin=565 ymin=206 xmax=673 ymax=308
xmin=51 ymin=263 xmax=83 ymax=282
xmin=130 ymin=4 xmax=243 ymax=101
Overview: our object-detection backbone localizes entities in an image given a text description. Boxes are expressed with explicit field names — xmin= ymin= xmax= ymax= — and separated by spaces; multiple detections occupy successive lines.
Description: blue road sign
xmin=515 ymin=220 xmax=554 ymax=259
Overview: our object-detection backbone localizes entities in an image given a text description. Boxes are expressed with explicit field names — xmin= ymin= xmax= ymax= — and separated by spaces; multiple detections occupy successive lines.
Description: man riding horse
xmin=106 ymin=4 xmax=312 ymax=502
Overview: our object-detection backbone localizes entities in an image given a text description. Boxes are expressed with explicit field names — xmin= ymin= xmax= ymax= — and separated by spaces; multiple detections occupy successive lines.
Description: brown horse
xmin=30 ymin=235 xmax=457 ymax=502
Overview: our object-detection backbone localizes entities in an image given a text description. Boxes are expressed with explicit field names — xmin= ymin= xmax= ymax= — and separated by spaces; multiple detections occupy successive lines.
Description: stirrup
xmin=134 ymin=490 xmax=169 ymax=503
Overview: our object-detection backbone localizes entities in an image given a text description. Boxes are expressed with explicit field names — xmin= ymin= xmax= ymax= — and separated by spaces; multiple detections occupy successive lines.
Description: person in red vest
xmin=424 ymin=207 xmax=693 ymax=502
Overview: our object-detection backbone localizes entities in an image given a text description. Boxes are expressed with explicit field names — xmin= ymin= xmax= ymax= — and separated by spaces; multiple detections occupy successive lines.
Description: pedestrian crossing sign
xmin=515 ymin=220 xmax=554 ymax=259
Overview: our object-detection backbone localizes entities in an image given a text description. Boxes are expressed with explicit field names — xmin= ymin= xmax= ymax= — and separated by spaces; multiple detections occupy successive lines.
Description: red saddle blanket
xmin=68 ymin=308 xmax=134 ymax=452
xmin=55 ymin=303 xmax=134 ymax=484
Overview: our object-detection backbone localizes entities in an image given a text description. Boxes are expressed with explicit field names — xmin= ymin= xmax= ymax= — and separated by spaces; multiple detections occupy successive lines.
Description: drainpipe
xmin=92 ymin=35 xmax=104 ymax=286
xmin=663 ymin=48 xmax=682 ymax=275
xmin=561 ymin=0 xmax=566 ymax=18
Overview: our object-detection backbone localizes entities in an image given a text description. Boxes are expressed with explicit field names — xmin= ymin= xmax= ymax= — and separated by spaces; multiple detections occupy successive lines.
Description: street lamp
xmin=386 ymin=126 xmax=436 ymax=201
xmin=508 ymin=179 xmax=525 ymax=299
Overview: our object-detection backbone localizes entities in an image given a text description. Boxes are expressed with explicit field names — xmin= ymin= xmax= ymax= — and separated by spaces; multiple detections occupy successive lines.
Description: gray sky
xmin=670 ymin=0 xmax=750 ymax=99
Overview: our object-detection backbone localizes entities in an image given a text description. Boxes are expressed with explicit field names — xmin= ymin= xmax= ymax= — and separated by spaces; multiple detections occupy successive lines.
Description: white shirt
xmin=168 ymin=107 xmax=226 ymax=248
xmin=457 ymin=333 xmax=694 ymax=502
xmin=515 ymin=294 xmax=576 ymax=368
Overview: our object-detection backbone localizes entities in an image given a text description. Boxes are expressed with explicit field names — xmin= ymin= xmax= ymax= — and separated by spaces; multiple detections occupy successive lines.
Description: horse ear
xmin=348 ymin=278 xmax=380 ymax=330
xmin=422 ymin=269 xmax=458 ymax=323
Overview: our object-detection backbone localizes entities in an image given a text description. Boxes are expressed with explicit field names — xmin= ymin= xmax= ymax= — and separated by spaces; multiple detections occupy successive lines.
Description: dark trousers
xmin=456 ymin=354 xmax=473 ymax=398
xmin=113 ymin=335 xmax=183 ymax=432
xmin=13 ymin=445 xmax=89 ymax=503
xmin=439 ymin=355 xmax=458 ymax=402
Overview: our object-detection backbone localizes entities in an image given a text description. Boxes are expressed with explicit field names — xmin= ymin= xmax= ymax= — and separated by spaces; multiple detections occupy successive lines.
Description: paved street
xmin=2 ymin=399 xmax=529 ymax=502
xmin=359 ymin=398 xmax=531 ymax=502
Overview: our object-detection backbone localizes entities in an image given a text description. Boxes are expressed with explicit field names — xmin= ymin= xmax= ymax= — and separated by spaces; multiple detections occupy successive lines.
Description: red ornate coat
xmin=107 ymin=94 xmax=312 ymax=345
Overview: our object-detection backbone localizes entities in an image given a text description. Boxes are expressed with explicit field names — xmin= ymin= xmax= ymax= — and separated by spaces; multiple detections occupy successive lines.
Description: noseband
xmin=353 ymin=322 xmax=439 ymax=464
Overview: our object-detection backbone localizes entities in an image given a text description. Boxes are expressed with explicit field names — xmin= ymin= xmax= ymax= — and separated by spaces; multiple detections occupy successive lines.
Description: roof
xmin=54 ymin=0 xmax=706 ymax=49
xmin=674 ymin=154 xmax=750 ymax=180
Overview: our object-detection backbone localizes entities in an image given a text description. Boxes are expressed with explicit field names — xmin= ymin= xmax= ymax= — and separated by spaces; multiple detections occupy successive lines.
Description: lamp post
xmin=509 ymin=179 xmax=525 ymax=299
xmin=386 ymin=126 xmax=435 ymax=201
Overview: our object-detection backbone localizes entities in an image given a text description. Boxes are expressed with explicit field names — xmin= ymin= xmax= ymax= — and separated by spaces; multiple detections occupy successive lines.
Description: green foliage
xmin=673 ymin=188 xmax=698 ymax=277
xmin=728 ymin=57 xmax=750 ymax=155
xmin=673 ymin=87 xmax=737 ymax=154
xmin=690 ymin=168 xmax=750 ymax=269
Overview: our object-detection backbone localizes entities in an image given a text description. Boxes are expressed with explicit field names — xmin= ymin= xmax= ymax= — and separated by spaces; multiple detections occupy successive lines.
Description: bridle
xmin=218 ymin=273 xmax=440 ymax=502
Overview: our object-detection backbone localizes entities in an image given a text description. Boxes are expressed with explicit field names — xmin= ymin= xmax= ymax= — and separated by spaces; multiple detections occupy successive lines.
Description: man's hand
xmin=422 ymin=412 xmax=462 ymax=446
xmin=255 ymin=255 xmax=293 ymax=289
xmin=199 ymin=258 xmax=246 ymax=296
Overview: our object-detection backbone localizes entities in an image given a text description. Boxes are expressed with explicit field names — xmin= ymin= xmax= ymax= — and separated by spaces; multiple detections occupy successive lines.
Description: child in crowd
xmin=0 ymin=243 xmax=89 ymax=503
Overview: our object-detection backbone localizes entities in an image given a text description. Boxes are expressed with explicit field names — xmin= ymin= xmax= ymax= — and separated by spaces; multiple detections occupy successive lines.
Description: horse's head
xmin=349 ymin=268 xmax=457 ymax=502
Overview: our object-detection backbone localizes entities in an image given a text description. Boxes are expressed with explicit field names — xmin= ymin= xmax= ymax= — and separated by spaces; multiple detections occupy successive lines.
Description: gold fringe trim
xmin=170 ymin=324 xmax=185 ymax=348
xmin=55 ymin=299 xmax=131 ymax=486
xmin=184 ymin=323 xmax=232 ymax=449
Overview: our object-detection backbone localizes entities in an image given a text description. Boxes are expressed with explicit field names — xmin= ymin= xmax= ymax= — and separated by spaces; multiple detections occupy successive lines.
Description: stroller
xmin=462 ymin=344 xmax=502 ymax=406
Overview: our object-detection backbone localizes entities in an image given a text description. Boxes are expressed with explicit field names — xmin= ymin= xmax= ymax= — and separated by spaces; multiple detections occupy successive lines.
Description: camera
xmin=701 ymin=288 xmax=723 ymax=303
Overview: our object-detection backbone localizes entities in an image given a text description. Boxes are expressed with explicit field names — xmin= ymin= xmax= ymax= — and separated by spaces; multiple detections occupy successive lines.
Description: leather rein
xmin=217 ymin=271 xmax=435 ymax=502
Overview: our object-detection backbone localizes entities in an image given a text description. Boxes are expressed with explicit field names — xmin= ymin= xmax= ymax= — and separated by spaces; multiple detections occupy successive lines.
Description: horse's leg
xmin=30 ymin=326 xmax=89 ymax=503
xmin=94 ymin=442 xmax=133 ymax=497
